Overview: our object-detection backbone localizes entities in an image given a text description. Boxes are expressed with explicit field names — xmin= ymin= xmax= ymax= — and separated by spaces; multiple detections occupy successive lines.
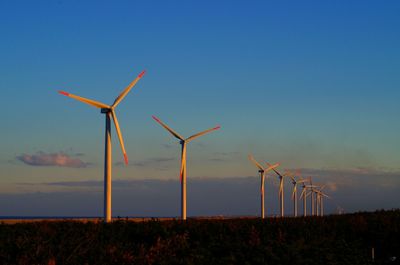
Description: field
xmin=0 ymin=210 xmax=399 ymax=265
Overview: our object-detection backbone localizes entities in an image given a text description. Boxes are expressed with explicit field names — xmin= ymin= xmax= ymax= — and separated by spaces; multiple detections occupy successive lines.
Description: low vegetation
xmin=0 ymin=210 xmax=399 ymax=265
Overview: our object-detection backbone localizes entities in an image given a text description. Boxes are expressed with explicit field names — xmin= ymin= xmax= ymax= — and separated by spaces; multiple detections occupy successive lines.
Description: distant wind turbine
xmin=248 ymin=155 xmax=279 ymax=219
xmin=59 ymin=70 xmax=146 ymax=223
xmin=303 ymin=183 xmax=317 ymax=216
xmin=152 ymin=116 xmax=220 ymax=220
xmin=287 ymin=171 xmax=307 ymax=217
xmin=315 ymin=185 xmax=327 ymax=216
xmin=309 ymin=177 xmax=315 ymax=216
xmin=299 ymin=178 xmax=310 ymax=216
xmin=267 ymin=164 xmax=288 ymax=217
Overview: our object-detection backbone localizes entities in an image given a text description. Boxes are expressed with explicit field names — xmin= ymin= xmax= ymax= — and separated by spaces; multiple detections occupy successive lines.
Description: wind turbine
xmin=299 ymin=180 xmax=313 ymax=217
xmin=315 ymin=186 xmax=328 ymax=216
xmin=152 ymin=116 xmax=220 ymax=220
xmin=300 ymin=178 xmax=309 ymax=217
xmin=312 ymin=184 xmax=325 ymax=216
xmin=308 ymin=177 xmax=315 ymax=216
xmin=287 ymin=171 xmax=307 ymax=217
xmin=301 ymin=184 xmax=317 ymax=216
xmin=248 ymin=155 xmax=279 ymax=219
xmin=58 ymin=70 xmax=146 ymax=223
xmin=267 ymin=164 xmax=288 ymax=217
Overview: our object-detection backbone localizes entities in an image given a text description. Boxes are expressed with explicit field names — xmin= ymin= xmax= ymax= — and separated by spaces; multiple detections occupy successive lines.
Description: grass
xmin=0 ymin=210 xmax=399 ymax=265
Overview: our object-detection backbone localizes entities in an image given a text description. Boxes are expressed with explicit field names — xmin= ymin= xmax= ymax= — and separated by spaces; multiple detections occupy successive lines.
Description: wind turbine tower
xmin=288 ymin=171 xmax=306 ymax=217
xmin=59 ymin=70 xmax=146 ymax=223
xmin=248 ymin=155 xmax=279 ymax=219
xmin=267 ymin=164 xmax=287 ymax=217
xmin=152 ymin=116 xmax=220 ymax=220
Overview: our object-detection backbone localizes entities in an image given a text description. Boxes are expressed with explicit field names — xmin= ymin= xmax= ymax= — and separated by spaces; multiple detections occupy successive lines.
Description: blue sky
xmin=0 ymin=0 xmax=399 ymax=216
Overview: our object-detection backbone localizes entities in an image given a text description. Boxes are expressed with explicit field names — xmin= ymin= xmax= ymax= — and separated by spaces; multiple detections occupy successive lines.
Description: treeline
xmin=0 ymin=210 xmax=399 ymax=265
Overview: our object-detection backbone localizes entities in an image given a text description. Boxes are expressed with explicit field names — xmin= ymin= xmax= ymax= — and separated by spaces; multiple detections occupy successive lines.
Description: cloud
xmin=213 ymin=151 xmax=240 ymax=156
xmin=208 ymin=151 xmax=241 ymax=163
xmin=287 ymin=167 xmax=400 ymax=192
xmin=325 ymin=181 xmax=338 ymax=192
xmin=132 ymin=157 xmax=175 ymax=167
xmin=16 ymin=151 xmax=90 ymax=168
xmin=162 ymin=144 xmax=175 ymax=149
xmin=116 ymin=157 xmax=175 ymax=170
xmin=208 ymin=158 xmax=227 ymax=162
xmin=297 ymin=167 xmax=400 ymax=179
xmin=11 ymin=174 xmax=400 ymax=216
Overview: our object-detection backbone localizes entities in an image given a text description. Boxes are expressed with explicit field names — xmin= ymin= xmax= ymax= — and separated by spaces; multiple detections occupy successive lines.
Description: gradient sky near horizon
xmin=1 ymin=0 xmax=399 ymax=216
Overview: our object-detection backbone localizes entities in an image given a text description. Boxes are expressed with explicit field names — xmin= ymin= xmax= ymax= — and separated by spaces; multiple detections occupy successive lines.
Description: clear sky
xmin=1 ymin=0 xmax=399 ymax=217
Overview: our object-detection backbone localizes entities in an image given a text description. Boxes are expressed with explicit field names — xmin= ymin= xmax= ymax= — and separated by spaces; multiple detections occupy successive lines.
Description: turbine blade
xmin=320 ymin=192 xmax=330 ymax=198
xmin=260 ymin=173 xmax=265 ymax=194
xmin=265 ymin=162 xmax=280 ymax=173
xmin=292 ymin=186 xmax=296 ymax=200
xmin=112 ymin=70 xmax=146 ymax=108
xmin=300 ymin=189 xmax=306 ymax=199
xmin=284 ymin=170 xmax=293 ymax=177
xmin=58 ymin=91 xmax=110 ymax=109
xmin=111 ymin=110 xmax=128 ymax=165
xmin=152 ymin=116 xmax=184 ymax=141
xmin=305 ymin=185 xmax=318 ymax=188
xmin=186 ymin=125 xmax=221 ymax=142
xmin=248 ymin=154 xmax=264 ymax=171
xmin=266 ymin=162 xmax=284 ymax=178
xmin=179 ymin=144 xmax=187 ymax=183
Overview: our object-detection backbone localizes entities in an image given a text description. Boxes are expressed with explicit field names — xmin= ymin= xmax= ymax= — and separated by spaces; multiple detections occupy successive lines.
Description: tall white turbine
xmin=316 ymin=190 xmax=320 ymax=216
xmin=299 ymin=177 xmax=310 ymax=216
xmin=288 ymin=172 xmax=307 ymax=217
xmin=267 ymin=164 xmax=288 ymax=217
xmin=309 ymin=177 xmax=315 ymax=216
xmin=315 ymin=186 xmax=327 ymax=216
xmin=248 ymin=155 xmax=279 ymax=219
xmin=303 ymin=184 xmax=317 ymax=216
xmin=313 ymin=184 xmax=325 ymax=216
xmin=59 ymin=70 xmax=146 ymax=223
xmin=152 ymin=116 xmax=220 ymax=220
xmin=315 ymin=189 xmax=330 ymax=216
xmin=299 ymin=186 xmax=308 ymax=217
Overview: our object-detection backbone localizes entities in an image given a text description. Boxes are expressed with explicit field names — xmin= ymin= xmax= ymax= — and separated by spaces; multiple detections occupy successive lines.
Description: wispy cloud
xmin=162 ymin=144 xmax=175 ymax=149
xmin=116 ymin=157 xmax=175 ymax=170
xmin=208 ymin=151 xmax=241 ymax=162
xmin=297 ymin=167 xmax=400 ymax=178
xmin=16 ymin=151 xmax=90 ymax=168
xmin=208 ymin=158 xmax=227 ymax=162
xmin=289 ymin=167 xmax=400 ymax=191
xmin=12 ymin=174 xmax=400 ymax=216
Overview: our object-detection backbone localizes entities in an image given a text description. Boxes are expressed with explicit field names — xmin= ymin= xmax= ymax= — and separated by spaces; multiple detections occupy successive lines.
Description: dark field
xmin=1 ymin=210 xmax=399 ymax=265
